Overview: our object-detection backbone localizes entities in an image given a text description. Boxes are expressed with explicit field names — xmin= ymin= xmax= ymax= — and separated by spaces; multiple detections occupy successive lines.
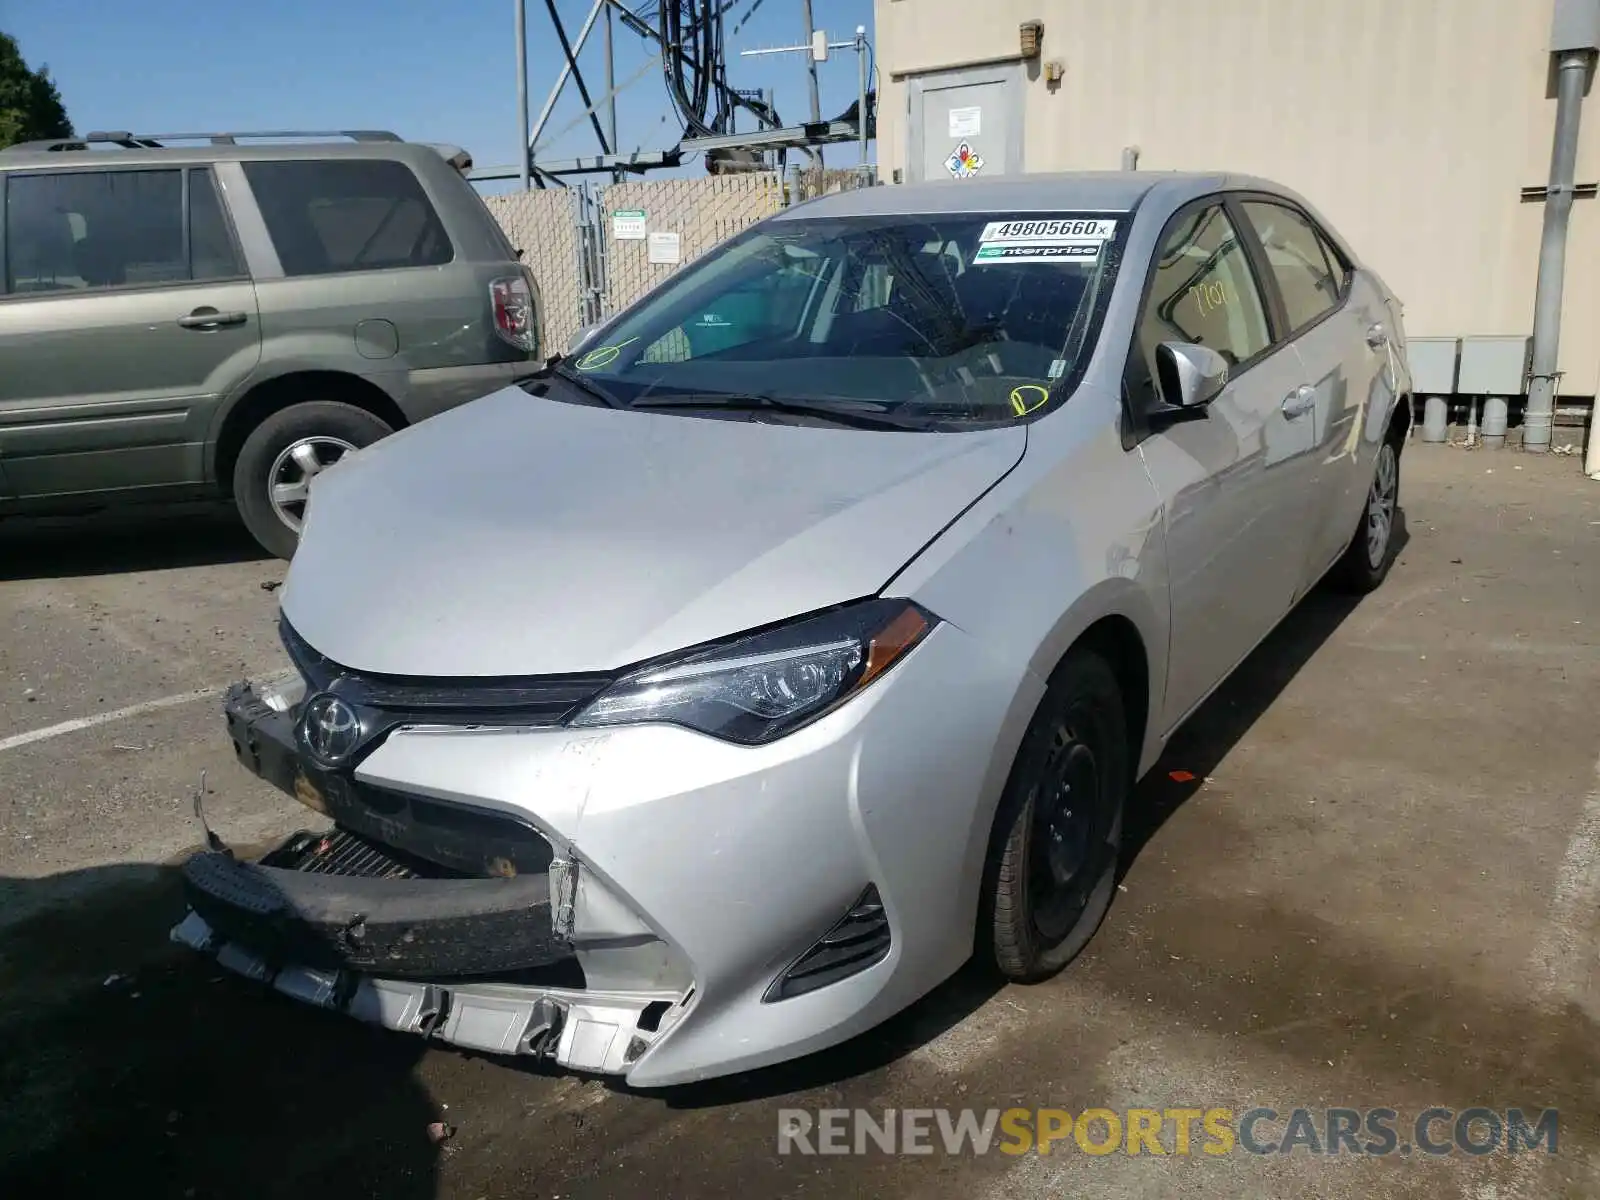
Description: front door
xmin=1130 ymin=201 xmax=1314 ymax=731
xmin=908 ymin=63 xmax=1023 ymax=183
xmin=0 ymin=165 xmax=260 ymax=497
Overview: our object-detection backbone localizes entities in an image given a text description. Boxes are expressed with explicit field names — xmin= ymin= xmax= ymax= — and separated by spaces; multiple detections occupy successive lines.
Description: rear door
xmin=0 ymin=165 xmax=260 ymax=497
xmin=238 ymin=158 xmax=488 ymax=417
xmin=1236 ymin=198 xmax=1383 ymax=589
xmin=1128 ymin=199 xmax=1315 ymax=730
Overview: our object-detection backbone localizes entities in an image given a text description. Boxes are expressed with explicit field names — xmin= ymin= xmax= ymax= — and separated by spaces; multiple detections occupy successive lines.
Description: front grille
xmin=260 ymin=828 xmax=462 ymax=880
xmin=279 ymin=617 xmax=613 ymax=727
xmin=764 ymin=885 xmax=892 ymax=1002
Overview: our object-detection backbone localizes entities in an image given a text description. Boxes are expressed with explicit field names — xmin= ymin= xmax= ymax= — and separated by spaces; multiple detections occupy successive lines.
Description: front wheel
xmin=1328 ymin=439 xmax=1400 ymax=594
xmin=232 ymin=401 xmax=393 ymax=559
xmin=982 ymin=647 xmax=1128 ymax=983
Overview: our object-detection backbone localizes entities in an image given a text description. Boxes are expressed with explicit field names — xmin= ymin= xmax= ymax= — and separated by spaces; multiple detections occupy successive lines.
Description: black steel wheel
xmin=983 ymin=647 xmax=1128 ymax=982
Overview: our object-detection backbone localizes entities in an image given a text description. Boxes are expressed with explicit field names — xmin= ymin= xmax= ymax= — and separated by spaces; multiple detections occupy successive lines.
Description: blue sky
xmin=3 ymin=0 xmax=875 ymax=188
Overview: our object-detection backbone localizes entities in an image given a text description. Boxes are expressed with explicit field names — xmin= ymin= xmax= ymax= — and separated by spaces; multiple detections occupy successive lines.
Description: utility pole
xmin=800 ymin=0 xmax=822 ymax=125
xmin=604 ymin=0 xmax=619 ymax=182
xmin=856 ymin=25 xmax=868 ymax=166
xmin=516 ymin=0 xmax=531 ymax=190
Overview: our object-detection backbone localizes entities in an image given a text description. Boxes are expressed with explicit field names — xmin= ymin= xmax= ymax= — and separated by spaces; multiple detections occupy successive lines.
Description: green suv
xmin=0 ymin=129 xmax=538 ymax=558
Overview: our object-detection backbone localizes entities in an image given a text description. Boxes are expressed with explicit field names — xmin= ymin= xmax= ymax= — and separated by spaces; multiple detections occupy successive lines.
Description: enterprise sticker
xmin=972 ymin=242 xmax=1102 ymax=265
xmin=978 ymin=218 xmax=1118 ymax=243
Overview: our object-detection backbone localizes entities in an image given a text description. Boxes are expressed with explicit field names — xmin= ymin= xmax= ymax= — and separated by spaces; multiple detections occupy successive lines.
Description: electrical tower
xmin=482 ymin=0 xmax=874 ymax=186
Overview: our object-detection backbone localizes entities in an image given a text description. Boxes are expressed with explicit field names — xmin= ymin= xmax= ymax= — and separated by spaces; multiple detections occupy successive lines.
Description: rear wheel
xmin=232 ymin=401 xmax=393 ymax=559
xmin=1329 ymin=439 xmax=1400 ymax=594
xmin=982 ymin=648 xmax=1128 ymax=982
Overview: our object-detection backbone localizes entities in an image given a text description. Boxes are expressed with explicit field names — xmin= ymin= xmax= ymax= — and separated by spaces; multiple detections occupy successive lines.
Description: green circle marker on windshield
xmin=1011 ymin=385 xmax=1050 ymax=416
xmin=575 ymin=337 xmax=637 ymax=371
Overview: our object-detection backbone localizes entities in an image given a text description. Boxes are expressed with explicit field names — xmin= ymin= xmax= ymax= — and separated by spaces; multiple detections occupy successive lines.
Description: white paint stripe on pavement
xmin=0 ymin=670 xmax=295 ymax=755
xmin=1472 ymin=751 xmax=1600 ymax=1200
xmin=1527 ymin=752 xmax=1600 ymax=1007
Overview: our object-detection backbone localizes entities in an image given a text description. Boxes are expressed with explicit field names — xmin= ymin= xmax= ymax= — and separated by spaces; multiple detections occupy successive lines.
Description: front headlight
xmin=569 ymin=598 xmax=936 ymax=745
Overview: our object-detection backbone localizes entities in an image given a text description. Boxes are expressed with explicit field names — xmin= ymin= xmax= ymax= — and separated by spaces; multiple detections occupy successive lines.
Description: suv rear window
xmin=243 ymin=159 xmax=452 ymax=276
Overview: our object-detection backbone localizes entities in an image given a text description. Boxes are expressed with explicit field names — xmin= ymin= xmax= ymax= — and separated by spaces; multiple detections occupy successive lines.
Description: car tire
xmin=1328 ymin=439 xmax=1401 ymax=594
xmin=232 ymin=401 xmax=393 ymax=560
xmin=982 ymin=647 xmax=1128 ymax=983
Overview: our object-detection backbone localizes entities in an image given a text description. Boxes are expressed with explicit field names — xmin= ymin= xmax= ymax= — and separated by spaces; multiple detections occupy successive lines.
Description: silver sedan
xmin=177 ymin=171 xmax=1413 ymax=1087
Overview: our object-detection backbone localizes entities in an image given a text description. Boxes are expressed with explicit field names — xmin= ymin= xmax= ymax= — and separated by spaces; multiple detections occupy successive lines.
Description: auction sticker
xmin=978 ymin=218 xmax=1118 ymax=243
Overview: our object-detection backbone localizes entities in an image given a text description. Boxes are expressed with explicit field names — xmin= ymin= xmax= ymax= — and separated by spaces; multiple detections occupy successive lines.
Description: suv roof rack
xmin=1 ymin=129 xmax=404 ymax=153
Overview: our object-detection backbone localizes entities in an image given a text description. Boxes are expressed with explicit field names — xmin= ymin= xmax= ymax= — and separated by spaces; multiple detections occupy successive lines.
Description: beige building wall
xmin=875 ymin=0 xmax=1600 ymax=394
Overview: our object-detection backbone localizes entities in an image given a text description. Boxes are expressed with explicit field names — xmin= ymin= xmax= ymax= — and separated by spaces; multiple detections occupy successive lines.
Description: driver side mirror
xmin=1155 ymin=342 xmax=1229 ymax=410
xmin=568 ymin=322 xmax=603 ymax=355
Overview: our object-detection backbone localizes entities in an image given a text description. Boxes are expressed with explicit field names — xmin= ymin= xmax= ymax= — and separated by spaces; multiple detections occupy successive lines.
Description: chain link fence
xmin=481 ymin=190 xmax=586 ymax=358
xmin=483 ymin=168 xmax=877 ymax=351
xmin=597 ymin=175 xmax=782 ymax=314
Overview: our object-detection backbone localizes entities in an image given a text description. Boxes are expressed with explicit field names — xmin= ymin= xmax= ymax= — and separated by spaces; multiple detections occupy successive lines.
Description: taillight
xmin=490 ymin=271 xmax=538 ymax=355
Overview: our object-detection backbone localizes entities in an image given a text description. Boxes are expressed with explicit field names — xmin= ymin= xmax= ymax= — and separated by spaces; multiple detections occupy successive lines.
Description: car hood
xmin=280 ymin=386 xmax=1025 ymax=676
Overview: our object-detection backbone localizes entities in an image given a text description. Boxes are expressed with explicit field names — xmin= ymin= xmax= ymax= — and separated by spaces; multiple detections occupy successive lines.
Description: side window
xmin=1240 ymin=201 xmax=1342 ymax=332
xmin=1318 ymin=229 xmax=1351 ymax=291
xmin=1135 ymin=203 xmax=1272 ymax=404
xmin=639 ymin=254 xmax=826 ymax=363
xmin=241 ymin=159 xmax=453 ymax=277
xmin=189 ymin=168 xmax=244 ymax=281
xmin=5 ymin=169 xmax=185 ymax=293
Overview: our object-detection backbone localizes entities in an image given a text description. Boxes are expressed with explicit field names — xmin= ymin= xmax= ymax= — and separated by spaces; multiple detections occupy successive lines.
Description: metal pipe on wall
xmin=1524 ymin=48 xmax=1593 ymax=452
xmin=516 ymin=0 xmax=531 ymax=190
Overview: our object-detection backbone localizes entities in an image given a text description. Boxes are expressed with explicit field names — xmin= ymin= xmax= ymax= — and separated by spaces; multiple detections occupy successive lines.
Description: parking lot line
xmin=1529 ymin=751 xmax=1600 ymax=1007
xmin=0 ymin=688 xmax=226 ymax=755
xmin=0 ymin=671 xmax=293 ymax=755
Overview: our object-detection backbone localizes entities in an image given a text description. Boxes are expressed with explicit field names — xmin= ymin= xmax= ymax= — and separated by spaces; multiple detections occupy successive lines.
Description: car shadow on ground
xmin=0 ymin=864 xmax=442 ymax=1200
xmin=0 ymin=504 xmax=272 ymax=581
xmin=644 ymin=513 xmax=1410 ymax=1110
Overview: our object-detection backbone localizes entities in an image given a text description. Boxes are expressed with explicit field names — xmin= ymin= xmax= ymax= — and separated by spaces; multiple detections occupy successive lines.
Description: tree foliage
xmin=0 ymin=31 xmax=72 ymax=149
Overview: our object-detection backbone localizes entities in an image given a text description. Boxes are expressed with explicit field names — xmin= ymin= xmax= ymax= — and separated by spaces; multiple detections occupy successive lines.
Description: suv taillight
xmin=490 ymin=271 xmax=538 ymax=355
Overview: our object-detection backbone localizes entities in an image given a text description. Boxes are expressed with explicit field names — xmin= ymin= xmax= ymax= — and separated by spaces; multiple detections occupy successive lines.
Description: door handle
xmin=177 ymin=308 xmax=248 ymax=330
xmin=1282 ymin=385 xmax=1317 ymax=419
xmin=1366 ymin=322 xmax=1388 ymax=349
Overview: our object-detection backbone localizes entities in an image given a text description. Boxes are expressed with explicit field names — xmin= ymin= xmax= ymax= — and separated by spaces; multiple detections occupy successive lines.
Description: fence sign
xmin=612 ymin=209 xmax=647 ymax=240
xmin=648 ymin=231 xmax=682 ymax=265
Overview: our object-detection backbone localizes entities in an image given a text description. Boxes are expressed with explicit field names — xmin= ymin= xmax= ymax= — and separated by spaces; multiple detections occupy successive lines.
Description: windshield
xmin=563 ymin=211 xmax=1128 ymax=429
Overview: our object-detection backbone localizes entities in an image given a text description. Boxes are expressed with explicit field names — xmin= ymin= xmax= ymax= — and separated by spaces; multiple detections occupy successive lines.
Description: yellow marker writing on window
xmin=1010 ymin=385 xmax=1050 ymax=416
xmin=575 ymin=337 xmax=639 ymax=371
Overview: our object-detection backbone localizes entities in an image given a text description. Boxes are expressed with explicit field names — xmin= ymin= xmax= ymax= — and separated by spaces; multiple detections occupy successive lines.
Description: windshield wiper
xmin=516 ymin=355 xmax=625 ymax=408
xmin=630 ymin=392 xmax=923 ymax=431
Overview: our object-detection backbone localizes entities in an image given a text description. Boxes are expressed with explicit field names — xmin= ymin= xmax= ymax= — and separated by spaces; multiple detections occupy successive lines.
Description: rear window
xmin=243 ymin=159 xmax=452 ymax=277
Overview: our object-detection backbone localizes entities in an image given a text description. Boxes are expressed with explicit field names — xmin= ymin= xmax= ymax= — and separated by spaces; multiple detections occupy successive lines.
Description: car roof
xmin=772 ymin=170 xmax=1274 ymax=222
xmin=0 ymin=140 xmax=460 ymax=171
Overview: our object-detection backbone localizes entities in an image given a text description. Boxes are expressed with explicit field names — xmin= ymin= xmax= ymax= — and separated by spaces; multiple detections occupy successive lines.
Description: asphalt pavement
xmin=1 ymin=445 xmax=1596 ymax=1199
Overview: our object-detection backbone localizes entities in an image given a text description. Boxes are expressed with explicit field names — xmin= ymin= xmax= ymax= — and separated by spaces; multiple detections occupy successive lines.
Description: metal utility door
xmin=907 ymin=63 xmax=1024 ymax=183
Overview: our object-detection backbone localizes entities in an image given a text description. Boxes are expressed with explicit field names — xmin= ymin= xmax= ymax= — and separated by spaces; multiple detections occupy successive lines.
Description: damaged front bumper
xmin=175 ymin=682 xmax=691 ymax=1077
xmin=181 ymin=614 xmax=1012 ymax=1086
xmin=171 ymin=910 xmax=682 ymax=1074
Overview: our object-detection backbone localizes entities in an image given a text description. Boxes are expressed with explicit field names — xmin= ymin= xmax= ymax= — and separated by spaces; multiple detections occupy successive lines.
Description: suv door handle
xmin=1282 ymin=385 xmax=1317 ymax=418
xmin=1366 ymin=322 xmax=1388 ymax=349
xmin=177 ymin=308 xmax=247 ymax=330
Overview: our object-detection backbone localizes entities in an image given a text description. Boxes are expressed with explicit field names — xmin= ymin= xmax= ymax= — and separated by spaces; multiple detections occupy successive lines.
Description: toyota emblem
xmin=300 ymin=692 xmax=363 ymax=767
